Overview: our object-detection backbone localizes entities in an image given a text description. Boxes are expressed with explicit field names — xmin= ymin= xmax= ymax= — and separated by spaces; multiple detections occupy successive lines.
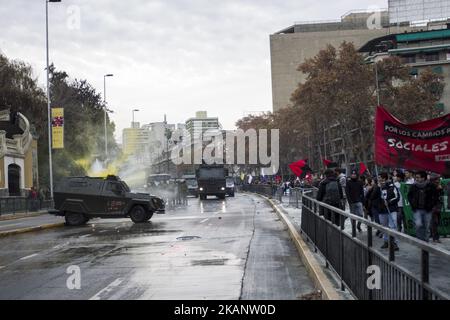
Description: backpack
xmin=323 ymin=181 xmax=341 ymax=206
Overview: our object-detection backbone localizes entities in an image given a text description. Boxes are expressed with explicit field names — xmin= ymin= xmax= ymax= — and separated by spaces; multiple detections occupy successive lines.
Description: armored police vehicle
xmin=50 ymin=175 xmax=165 ymax=226
xmin=196 ymin=164 xmax=227 ymax=200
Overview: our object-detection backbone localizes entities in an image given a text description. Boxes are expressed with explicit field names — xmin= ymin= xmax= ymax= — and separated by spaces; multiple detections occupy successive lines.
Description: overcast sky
xmin=0 ymin=0 xmax=387 ymax=141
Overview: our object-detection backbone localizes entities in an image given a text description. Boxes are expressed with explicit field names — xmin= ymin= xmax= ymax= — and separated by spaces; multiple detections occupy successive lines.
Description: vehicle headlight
xmin=221 ymin=187 xmax=225 ymax=191
xmin=199 ymin=187 xmax=204 ymax=191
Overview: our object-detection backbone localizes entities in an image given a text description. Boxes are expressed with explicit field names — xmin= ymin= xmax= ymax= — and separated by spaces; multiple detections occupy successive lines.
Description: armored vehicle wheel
xmin=65 ymin=212 xmax=87 ymax=226
xmin=130 ymin=205 xmax=148 ymax=223
xmin=143 ymin=211 xmax=154 ymax=222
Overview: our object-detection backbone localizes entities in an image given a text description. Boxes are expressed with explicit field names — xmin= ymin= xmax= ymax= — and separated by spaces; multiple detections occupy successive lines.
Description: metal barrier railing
xmin=288 ymin=187 xmax=317 ymax=208
xmin=241 ymin=184 xmax=283 ymax=202
xmin=301 ymin=193 xmax=450 ymax=300
xmin=0 ymin=198 xmax=53 ymax=216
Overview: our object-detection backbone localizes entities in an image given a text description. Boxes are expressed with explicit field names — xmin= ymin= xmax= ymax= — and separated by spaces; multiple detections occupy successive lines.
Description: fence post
xmin=389 ymin=236 xmax=395 ymax=262
xmin=367 ymin=225 xmax=373 ymax=300
xmin=421 ymin=250 xmax=429 ymax=300
xmin=340 ymin=210 xmax=345 ymax=291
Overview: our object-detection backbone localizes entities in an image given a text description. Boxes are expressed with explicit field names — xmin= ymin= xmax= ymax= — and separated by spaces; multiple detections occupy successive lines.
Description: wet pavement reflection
xmin=0 ymin=194 xmax=314 ymax=300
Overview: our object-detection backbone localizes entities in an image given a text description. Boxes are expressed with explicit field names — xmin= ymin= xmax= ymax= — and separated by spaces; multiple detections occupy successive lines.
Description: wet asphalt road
xmin=0 ymin=193 xmax=314 ymax=300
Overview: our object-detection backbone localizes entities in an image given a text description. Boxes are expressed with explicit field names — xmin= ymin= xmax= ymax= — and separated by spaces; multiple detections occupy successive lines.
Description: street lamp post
xmin=374 ymin=62 xmax=380 ymax=106
xmin=103 ymin=74 xmax=114 ymax=160
xmin=46 ymin=0 xmax=61 ymax=200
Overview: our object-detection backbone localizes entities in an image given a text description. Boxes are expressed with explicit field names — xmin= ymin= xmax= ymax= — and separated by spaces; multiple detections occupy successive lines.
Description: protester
xmin=407 ymin=171 xmax=439 ymax=242
xmin=405 ymin=170 xmax=415 ymax=185
xmin=430 ymin=175 xmax=443 ymax=243
xmin=447 ymin=180 xmax=450 ymax=211
xmin=379 ymin=172 xmax=400 ymax=251
xmin=317 ymin=169 xmax=344 ymax=226
xmin=394 ymin=172 xmax=406 ymax=232
xmin=28 ymin=186 xmax=38 ymax=211
xmin=335 ymin=168 xmax=347 ymax=209
xmin=346 ymin=170 xmax=365 ymax=232
xmin=363 ymin=177 xmax=372 ymax=219
xmin=367 ymin=177 xmax=385 ymax=237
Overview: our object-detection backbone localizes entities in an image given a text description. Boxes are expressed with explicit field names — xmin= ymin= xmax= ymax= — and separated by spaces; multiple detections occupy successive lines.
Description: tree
xmin=0 ymin=53 xmax=119 ymax=186
xmin=235 ymin=42 xmax=446 ymax=174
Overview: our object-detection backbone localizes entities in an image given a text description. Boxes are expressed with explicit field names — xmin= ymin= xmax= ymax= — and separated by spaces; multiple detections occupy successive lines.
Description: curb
xmin=0 ymin=211 xmax=47 ymax=222
xmin=255 ymin=193 xmax=341 ymax=300
xmin=0 ymin=222 xmax=65 ymax=238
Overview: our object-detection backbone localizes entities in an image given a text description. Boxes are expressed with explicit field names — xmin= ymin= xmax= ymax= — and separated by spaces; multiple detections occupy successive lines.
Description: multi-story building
xmin=142 ymin=121 xmax=176 ymax=163
xmin=185 ymin=111 xmax=221 ymax=142
xmin=270 ymin=2 xmax=450 ymax=171
xmin=359 ymin=22 xmax=450 ymax=114
xmin=122 ymin=122 xmax=151 ymax=158
xmin=268 ymin=8 xmax=429 ymax=112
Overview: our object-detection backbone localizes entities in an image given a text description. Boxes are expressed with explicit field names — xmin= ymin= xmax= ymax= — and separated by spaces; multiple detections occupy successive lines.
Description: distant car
xmin=182 ymin=174 xmax=199 ymax=197
xmin=50 ymin=175 xmax=165 ymax=226
xmin=226 ymin=177 xmax=235 ymax=197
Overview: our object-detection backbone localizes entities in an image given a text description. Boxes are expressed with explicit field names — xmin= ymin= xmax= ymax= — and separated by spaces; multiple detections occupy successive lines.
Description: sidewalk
xmin=0 ymin=210 xmax=48 ymax=221
xmin=0 ymin=213 xmax=65 ymax=237
xmin=277 ymin=195 xmax=450 ymax=297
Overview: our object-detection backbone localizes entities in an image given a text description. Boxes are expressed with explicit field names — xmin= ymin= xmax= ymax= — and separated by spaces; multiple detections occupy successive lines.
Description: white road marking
xmin=99 ymin=230 xmax=108 ymax=233
xmin=89 ymin=278 xmax=124 ymax=300
xmin=19 ymin=253 xmax=39 ymax=261
xmin=52 ymin=241 xmax=70 ymax=250
xmin=80 ymin=234 xmax=91 ymax=238
xmin=200 ymin=219 xmax=209 ymax=224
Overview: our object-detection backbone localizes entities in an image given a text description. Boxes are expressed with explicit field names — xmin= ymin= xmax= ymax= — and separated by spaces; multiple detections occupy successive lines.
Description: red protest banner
xmin=375 ymin=106 xmax=450 ymax=174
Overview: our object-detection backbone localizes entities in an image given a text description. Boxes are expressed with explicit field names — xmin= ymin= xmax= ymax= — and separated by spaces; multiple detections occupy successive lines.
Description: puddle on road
xmin=176 ymin=236 xmax=201 ymax=241
xmin=191 ymin=258 xmax=228 ymax=266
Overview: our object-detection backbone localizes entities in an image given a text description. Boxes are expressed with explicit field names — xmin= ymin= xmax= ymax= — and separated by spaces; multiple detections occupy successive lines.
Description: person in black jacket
xmin=408 ymin=171 xmax=440 ymax=242
xmin=317 ymin=169 xmax=344 ymax=226
xmin=367 ymin=178 xmax=384 ymax=237
xmin=430 ymin=175 xmax=443 ymax=243
xmin=379 ymin=172 xmax=400 ymax=251
xmin=346 ymin=170 xmax=365 ymax=232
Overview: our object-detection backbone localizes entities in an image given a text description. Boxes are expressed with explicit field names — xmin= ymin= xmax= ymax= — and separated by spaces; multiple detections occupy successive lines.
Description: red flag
xmin=289 ymin=159 xmax=307 ymax=177
xmin=289 ymin=163 xmax=303 ymax=177
xmin=322 ymin=158 xmax=332 ymax=167
xmin=359 ymin=162 xmax=368 ymax=176
xmin=293 ymin=159 xmax=306 ymax=168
